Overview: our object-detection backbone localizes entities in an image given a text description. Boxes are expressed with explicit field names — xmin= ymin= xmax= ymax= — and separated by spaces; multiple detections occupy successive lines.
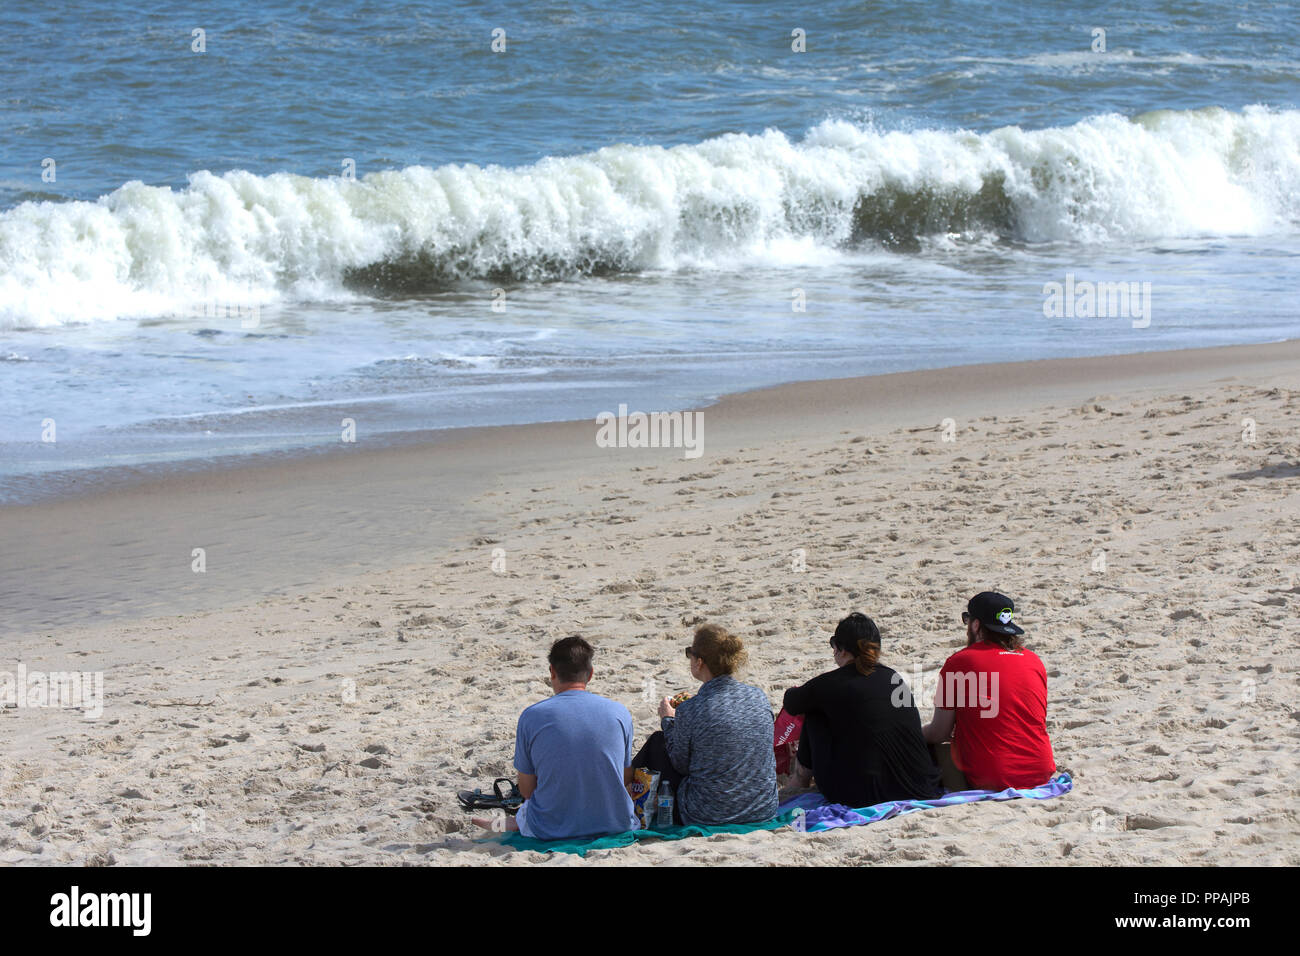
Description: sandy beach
xmin=2 ymin=340 xmax=1298 ymax=866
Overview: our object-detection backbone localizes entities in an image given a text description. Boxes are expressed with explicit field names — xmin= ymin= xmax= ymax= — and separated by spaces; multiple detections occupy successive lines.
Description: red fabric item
xmin=933 ymin=642 xmax=1056 ymax=790
xmin=773 ymin=708 xmax=803 ymax=775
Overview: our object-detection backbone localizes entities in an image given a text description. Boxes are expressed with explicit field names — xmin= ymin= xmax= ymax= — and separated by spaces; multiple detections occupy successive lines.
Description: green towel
xmin=498 ymin=810 xmax=798 ymax=857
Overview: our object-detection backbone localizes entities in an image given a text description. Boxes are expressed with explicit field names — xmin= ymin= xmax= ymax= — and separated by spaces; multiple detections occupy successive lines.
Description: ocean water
xmin=2 ymin=1 xmax=1298 ymax=494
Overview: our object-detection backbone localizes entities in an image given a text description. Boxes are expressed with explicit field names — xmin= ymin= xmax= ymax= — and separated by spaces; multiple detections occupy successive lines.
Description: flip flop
xmin=456 ymin=777 xmax=523 ymax=814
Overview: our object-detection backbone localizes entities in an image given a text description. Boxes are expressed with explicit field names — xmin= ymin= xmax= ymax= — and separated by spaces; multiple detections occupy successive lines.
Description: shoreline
xmin=4 ymin=338 xmax=1298 ymax=634
xmin=7 ymin=337 xmax=1298 ymax=509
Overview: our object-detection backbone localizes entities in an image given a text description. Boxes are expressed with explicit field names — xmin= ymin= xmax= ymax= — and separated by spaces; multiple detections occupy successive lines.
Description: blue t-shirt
xmin=513 ymin=689 xmax=638 ymax=840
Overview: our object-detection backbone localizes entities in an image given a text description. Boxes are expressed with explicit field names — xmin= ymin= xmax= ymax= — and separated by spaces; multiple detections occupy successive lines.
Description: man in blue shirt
xmin=477 ymin=636 xmax=637 ymax=840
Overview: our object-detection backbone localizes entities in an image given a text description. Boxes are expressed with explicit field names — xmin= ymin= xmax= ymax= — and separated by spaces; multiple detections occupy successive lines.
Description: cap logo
xmin=997 ymin=608 xmax=1014 ymax=624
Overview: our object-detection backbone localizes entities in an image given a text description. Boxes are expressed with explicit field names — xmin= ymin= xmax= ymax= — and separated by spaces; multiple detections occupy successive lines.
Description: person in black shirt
xmin=782 ymin=612 xmax=941 ymax=807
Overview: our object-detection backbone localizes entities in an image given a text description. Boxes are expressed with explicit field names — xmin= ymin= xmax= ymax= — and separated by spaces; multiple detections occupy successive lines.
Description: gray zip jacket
xmin=661 ymin=674 xmax=779 ymax=825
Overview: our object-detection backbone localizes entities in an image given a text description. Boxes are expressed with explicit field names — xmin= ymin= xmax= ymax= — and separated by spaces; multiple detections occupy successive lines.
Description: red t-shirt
xmin=934 ymin=641 xmax=1056 ymax=790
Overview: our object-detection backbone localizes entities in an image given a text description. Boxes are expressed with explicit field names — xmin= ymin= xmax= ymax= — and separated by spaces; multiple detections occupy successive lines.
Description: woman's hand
xmin=658 ymin=696 xmax=676 ymax=719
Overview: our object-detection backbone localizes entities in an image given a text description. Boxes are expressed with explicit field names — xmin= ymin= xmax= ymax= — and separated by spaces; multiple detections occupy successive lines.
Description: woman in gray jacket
xmin=632 ymin=623 xmax=779 ymax=825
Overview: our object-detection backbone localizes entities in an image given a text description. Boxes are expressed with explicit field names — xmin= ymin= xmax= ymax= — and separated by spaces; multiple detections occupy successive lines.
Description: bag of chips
xmin=626 ymin=768 xmax=661 ymax=830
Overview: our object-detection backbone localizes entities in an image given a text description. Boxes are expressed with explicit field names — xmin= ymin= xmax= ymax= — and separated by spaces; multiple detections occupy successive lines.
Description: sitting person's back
xmin=783 ymin=613 xmax=941 ymax=806
xmin=638 ymin=624 xmax=778 ymax=826
xmin=671 ymin=672 xmax=778 ymax=825
xmin=925 ymin=592 xmax=1056 ymax=791
xmin=513 ymin=637 xmax=638 ymax=840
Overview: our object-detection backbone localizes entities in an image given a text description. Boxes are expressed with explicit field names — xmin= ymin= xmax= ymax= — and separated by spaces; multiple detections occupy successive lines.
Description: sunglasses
xmin=962 ymin=612 xmax=971 ymax=625
xmin=684 ymin=647 xmax=698 ymax=660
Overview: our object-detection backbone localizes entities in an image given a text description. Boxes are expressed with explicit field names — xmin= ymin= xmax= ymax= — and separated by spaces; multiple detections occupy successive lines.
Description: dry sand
xmin=2 ymin=341 xmax=1298 ymax=865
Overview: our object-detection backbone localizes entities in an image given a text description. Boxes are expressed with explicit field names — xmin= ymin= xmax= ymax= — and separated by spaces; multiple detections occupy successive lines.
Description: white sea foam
xmin=2 ymin=106 xmax=1296 ymax=329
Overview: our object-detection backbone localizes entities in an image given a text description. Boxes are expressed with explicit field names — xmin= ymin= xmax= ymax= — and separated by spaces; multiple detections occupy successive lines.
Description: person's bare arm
xmin=624 ymin=767 xmax=634 ymax=785
xmin=922 ymin=708 xmax=956 ymax=744
xmin=517 ymin=772 xmax=538 ymax=799
xmin=789 ymin=761 xmax=813 ymax=788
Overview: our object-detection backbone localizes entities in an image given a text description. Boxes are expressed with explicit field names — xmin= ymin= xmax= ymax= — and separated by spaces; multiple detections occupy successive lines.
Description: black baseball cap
xmin=966 ymin=591 xmax=1025 ymax=636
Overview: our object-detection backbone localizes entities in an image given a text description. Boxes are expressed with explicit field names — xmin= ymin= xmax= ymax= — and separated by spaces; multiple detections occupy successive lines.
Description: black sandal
xmin=456 ymin=777 xmax=523 ymax=814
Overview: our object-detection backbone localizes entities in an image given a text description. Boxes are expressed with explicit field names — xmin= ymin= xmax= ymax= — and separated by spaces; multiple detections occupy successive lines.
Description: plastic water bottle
xmin=656 ymin=780 xmax=675 ymax=828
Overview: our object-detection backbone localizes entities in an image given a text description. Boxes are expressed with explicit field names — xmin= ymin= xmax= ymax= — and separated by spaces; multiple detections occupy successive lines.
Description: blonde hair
xmin=692 ymin=623 xmax=747 ymax=676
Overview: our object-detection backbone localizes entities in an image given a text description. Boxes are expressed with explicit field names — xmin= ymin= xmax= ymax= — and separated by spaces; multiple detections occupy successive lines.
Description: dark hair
xmin=549 ymin=636 xmax=595 ymax=682
xmin=832 ymin=612 xmax=881 ymax=676
xmin=692 ymin=623 xmax=747 ymax=676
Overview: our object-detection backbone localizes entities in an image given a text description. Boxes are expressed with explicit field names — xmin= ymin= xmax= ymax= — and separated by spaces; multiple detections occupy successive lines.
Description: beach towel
xmin=779 ymin=772 xmax=1073 ymax=832
xmin=495 ymin=811 xmax=798 ymax=858
xmin=488 ymin=773 xmax=1072 ymax=855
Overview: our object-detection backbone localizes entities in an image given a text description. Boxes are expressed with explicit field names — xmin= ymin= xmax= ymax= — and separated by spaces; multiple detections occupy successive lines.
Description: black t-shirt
xmin=782 ymin=662 xmax=941 ymax=807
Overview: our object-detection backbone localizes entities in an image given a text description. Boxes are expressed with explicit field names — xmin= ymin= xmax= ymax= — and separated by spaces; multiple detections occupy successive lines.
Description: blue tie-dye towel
xmin=778 ymin=772 xmax=1073 ymax=832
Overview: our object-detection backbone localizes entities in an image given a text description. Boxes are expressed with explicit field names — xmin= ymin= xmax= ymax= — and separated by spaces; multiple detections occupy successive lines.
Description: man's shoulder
xmin=983 ymin=645 xmax=1048 ymax=685
xmin=586 ymin=691 xmax=633 ymax=719
xmin=941 ymin=645 xmax=980 ymax=668
xmin=517 ymin=695 xmax=554 ymax=726
xmin=557 ymin=690 xmax=632 ymax=719
xmin=993 ymin=644 xmax=1044 ymax=664
xmin=1009 ymin=646 xmax=1047 ymax=671
xmin=520 ymin=691 xmax=630 ymax=728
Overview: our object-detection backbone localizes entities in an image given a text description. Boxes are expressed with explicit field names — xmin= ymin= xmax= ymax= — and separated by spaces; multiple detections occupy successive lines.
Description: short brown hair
xmin=692 ymin=623 xmax=747 ymax=676
xmin=549 ymin=636 xmax=595 ymax=682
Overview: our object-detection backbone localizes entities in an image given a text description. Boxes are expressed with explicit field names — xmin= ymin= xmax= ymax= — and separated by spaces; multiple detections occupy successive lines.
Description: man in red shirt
xmin=923 ymin=591 xmax=1056 ymax=791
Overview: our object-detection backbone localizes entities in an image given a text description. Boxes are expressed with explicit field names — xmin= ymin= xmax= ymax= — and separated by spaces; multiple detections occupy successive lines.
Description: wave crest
xmin=2 ymin=106 xmax=1296 ymax=326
